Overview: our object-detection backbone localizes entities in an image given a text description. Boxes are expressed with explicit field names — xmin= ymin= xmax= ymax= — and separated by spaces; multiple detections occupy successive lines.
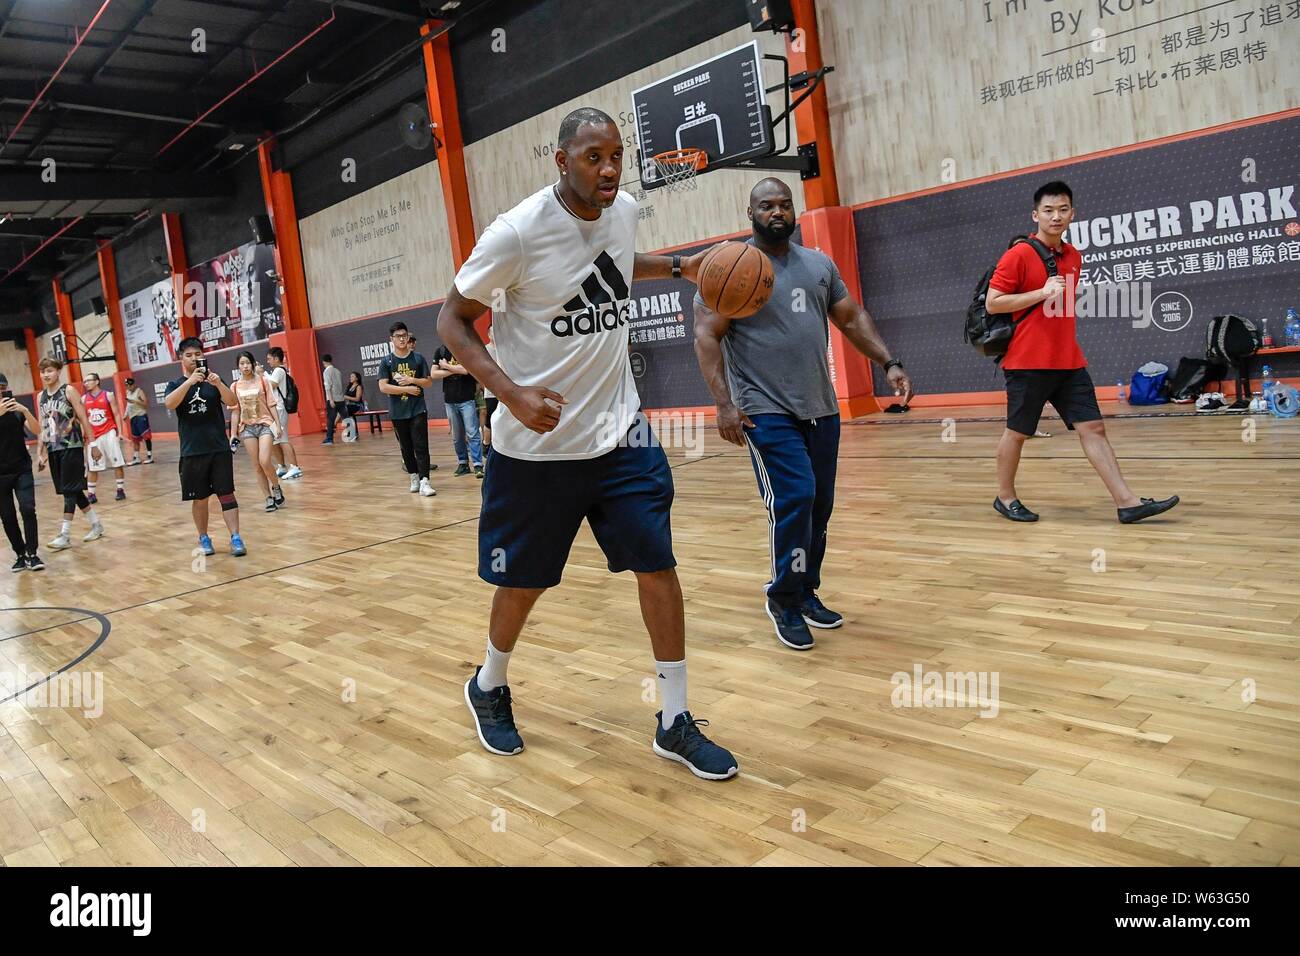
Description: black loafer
xmin=994 ymin=497 xmax=1039 ymax=522
xmin=1118 ymin=495 xmax=1179 ymax=524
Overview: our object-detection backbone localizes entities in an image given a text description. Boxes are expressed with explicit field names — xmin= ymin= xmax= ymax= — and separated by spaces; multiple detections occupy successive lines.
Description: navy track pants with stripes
xmin=743 ymin=412 xmax=840 ymax=609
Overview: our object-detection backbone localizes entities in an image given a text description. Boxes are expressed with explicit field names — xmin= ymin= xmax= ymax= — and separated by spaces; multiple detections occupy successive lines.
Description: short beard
xmin=752 ymin=217 xmax=794 ymax=243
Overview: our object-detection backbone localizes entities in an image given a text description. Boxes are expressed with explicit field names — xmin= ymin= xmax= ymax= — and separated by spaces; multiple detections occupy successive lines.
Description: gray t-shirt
xmin=696 ymin=240 xmax=847 ymax=420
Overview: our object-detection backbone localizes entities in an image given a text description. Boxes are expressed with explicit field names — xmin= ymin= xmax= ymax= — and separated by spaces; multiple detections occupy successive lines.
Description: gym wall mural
xmin=857 ymin=114 xmax=1300 ymax=396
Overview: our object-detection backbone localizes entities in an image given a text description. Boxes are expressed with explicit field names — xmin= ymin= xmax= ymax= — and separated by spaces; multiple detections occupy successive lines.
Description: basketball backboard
xmin=631 ymin=39 xmax=830 ymax=190
xmin=631 ymin=41 xmax=774 ymax=190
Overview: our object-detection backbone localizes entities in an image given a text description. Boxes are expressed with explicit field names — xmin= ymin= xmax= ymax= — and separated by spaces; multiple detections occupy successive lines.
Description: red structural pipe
xmin=1 ymin=0 xmax=115 ymax=153
xmin=155 ymin=9 xmax=337 ymax=158
xmin=0 ymin=216 xmax=84 ymax=286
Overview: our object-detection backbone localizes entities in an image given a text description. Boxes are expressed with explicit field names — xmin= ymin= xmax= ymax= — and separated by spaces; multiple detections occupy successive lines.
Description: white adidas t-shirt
xmin=454 ymin=184 xmax=640 ymax=461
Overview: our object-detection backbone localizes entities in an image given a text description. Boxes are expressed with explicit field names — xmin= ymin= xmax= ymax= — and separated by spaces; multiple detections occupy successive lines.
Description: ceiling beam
xmin=0 ymin=169 xmax=232 ymax=202
xmin=0 ymin=218 xmax=130 ymax=241
xmin=301 ymin=0 xmax=424 ymax=22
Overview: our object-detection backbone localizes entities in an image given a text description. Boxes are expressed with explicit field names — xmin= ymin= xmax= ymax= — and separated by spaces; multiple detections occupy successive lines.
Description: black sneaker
xmin=25 ymin=553 xmax=45 ymax=571
xmin=272 ymin=486 xmax=285 ymax=506
xmin=801 ymin=593 xmax=843 ymax=629
xmin=463 ymin=667 xmax=524 ymax=755
xmin=265 ymin=496 xmax=278 ymax=512
xmin=115 ymin=488 xmax=126 ymax=500
xmin=994 ymin=497 xmax=1039 ymax=522
xmin=454 ymin=463 xmax=471 ymax=477
xmin=765 ymin=597 xmax=815 ymax=650
xmin=1118 ymin=495 xmax=1179 ymax=524
xmin=11 ymin=555 xmax=25 ymax=572
xmin=652 ymin=711 xmax=739 ymax=781
xmin=474 ymin=465 xmax=484 ymax=479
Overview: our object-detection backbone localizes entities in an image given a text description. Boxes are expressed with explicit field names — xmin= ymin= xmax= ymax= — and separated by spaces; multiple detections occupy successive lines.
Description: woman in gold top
xmin=229 ymin=351 xmax=284 ymax=512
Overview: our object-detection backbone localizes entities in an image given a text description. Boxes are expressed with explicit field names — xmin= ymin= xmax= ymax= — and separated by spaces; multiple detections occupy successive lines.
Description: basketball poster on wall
xmin=186 ymin=241 xmax=283 ymax=350
xmin=119 ymin=278 xmax=180 ymax=370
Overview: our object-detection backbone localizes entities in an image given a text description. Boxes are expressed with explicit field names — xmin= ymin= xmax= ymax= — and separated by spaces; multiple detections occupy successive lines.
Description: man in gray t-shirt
xmin=694 ymin=178 xmax=914 ymax=651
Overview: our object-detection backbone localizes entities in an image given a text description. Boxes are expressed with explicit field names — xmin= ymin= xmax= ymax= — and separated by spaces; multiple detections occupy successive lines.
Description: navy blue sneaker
xmin=653 ymin=711 xmax=738 ymax=781
xmin=464 ymin=667 xmax=524 ymax=755
xmin=765 ymin=597 xmax=814 ymax=650
xmin=801 ymin=593 xmax=843 ymax=629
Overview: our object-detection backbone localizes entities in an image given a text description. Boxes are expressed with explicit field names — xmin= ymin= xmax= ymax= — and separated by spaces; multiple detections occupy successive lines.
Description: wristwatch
xmin=883 ymin=359 xmax=903 ymax=373
xmin=671 ymin=254 xmax=682 ymax=279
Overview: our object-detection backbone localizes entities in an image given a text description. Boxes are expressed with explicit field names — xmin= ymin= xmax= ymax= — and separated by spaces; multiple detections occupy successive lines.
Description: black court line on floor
xmin=0 ymin=606 xmax=112 ymax=705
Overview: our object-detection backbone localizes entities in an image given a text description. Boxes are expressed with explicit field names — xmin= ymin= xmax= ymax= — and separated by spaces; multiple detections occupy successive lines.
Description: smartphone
xmin=196 ymin=361 xmax=209 ymax=378
xmin=0 ymin=388 xmax=12 ymax=401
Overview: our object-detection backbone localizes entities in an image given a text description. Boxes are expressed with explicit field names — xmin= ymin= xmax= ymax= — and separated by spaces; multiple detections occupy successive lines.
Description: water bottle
xmin=1286 ymin=308 xmax=1300 ymax=346
xmin=1261 ymin=317 xmax=1273 ymax=348
xmin=1261 ymin=365 xmax=1275 ymax=408
xmin=1116 ymin=380 xmax=1127 ymax=403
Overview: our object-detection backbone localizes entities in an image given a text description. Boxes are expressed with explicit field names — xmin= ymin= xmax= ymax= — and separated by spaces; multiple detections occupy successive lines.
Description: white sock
xmin=87 ymin=480 xmax=97 ymax=495
xmin=477 ymin=639 xmax=512 ymax=692
xmin=656 ymin=659 xmax=688 ymax=730
xmin=84 ymin=508 xmax=99 ymax=525
xmin=116 ymin=478 xmax=124 ymax=490
xmin=60 ymin=519 xmax=71 ymax=536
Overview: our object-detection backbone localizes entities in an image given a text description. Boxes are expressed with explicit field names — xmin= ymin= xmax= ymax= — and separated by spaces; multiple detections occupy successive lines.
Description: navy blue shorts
xmin=478 ymin=417 xmax=676 ymax=589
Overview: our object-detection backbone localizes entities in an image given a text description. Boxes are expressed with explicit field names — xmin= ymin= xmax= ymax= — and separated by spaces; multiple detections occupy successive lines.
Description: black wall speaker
xmin=91 ymin=295 xmax=106 ymax=314
xmin=250 ymin=214 xmax=275 ymax=245
xmin=747 ymin=0 xmax=795 ymax=33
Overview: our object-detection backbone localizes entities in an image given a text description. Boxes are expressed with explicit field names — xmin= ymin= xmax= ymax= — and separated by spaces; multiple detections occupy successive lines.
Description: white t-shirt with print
xmin=453 ymin=184 xmax=640 ymax=461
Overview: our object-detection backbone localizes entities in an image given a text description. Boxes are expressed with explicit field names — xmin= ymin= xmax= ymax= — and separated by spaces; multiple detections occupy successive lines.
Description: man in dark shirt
xmin=0 ymin=373 xmax=44 ymax=571
xmin=164 ymin=336 xmax=246 ymax=556
xmin=434 ymin=343 xmax=483 ymax=477
xmin=377 ymin=321 xmax=438 ymax=497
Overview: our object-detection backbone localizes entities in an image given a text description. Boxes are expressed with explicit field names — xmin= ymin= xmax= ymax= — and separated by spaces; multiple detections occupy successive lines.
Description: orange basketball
xmin=697 ymin=242 xmax=774 ymax=318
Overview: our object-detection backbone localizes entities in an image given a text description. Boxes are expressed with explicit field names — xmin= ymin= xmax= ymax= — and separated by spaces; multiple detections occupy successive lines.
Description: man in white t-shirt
xmin=438 ymin=107 xmax=737 ymax=781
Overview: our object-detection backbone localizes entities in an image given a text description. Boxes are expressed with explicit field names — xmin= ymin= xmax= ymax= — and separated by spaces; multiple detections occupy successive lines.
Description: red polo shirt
xmin=990 ymin=238 xmax=1086 ymax=370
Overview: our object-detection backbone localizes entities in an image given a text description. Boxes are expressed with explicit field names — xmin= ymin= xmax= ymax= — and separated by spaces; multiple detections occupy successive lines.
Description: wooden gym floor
xmin=1 ymin=404 xmax=1297 ymax=867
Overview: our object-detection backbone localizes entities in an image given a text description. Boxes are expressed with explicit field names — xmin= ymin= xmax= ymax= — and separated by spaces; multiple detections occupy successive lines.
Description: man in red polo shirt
xmin=987 ymin=180 xmax=1178 ymax=524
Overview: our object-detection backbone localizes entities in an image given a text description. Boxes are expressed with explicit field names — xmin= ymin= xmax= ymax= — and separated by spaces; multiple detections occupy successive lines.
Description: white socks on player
xmin=656 ymin=659 xmax=688 ymax=730
xmin=60 ymin=519 xmax=71 ymax=536
xmin=477 ymin=639 xmax=512 ymax=692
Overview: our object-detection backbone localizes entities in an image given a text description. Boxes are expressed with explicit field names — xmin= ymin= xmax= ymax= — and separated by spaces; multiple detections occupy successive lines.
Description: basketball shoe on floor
xmin=86 ymin=492 xmax=98 ymax=505
xmin=129 ymin=455 xmax=140 ymax=466
xmin=453 ymin=463 xmax=471 ymax=476
xmin=283 ymin=465 xmax=302 ymax=480
xmin=144 ymin=454 xmax=153 ymax=464
xmin=276 ymin=465 xmax=287 ymax=478
xmin=464 ymin=667 xmax=524 ymax=755
xmin=765 ymin=597 xmax=814 ymax=650
xmin=48 ymin=532 xmax=71 ymax=550
xmin=197 ymin=534 xmax=215 ymax=556
xmin=83 ymin=522 xmax=104 ymax=542
xmin=11 ymin=555 xmax=25 ymax=572
xmin=230 ymin=534 xmax=247 ymax=557
xmin=653 ymin=711 xmax=739 ymax=780
xmin=419 ymin=477 xmax=436 ymax=497
xmin=272 ymin=486 xmax=285 ymax=507
xmin=409 ymin=474 xmax=420 ymax=493
xmin=474 ymin=465 xmax=484 ymax=479
xmin=265 ymin=496 xmax=277 ymax=512
xmin=25 ymin=552 xmax=45 ymax=571
xmin=115 ymin=488 xmax=126 ymax=501
xmin=801 ymin=593 xmax=843 ymax=629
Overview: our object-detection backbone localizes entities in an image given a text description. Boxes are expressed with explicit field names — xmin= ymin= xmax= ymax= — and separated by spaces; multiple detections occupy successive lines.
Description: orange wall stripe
xmin=24 ymin=328 xmax=41 ymax=391
xmin=96 ymin=240 xmax=131 ymax=374
xmin=51 ymin=278 xmax=81 ymax=385
xmin=257 ymin=138 xmax=313 ymax=331
xmin=160 ymin=212 xmax=196 ymax=341
xmin=421 ymin=20 xmax=476 ymax=270
xmin=786 ymin=0 xmax=839 ymax=210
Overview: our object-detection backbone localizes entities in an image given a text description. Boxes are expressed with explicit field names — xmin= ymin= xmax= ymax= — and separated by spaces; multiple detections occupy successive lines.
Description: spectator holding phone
xmin=164 ymin=338 xmax=246 ymax=557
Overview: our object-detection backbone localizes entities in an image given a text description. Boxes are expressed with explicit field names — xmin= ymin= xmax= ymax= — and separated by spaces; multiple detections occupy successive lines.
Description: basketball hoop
xmin=647 ymin=148 xmax=707 ymax=193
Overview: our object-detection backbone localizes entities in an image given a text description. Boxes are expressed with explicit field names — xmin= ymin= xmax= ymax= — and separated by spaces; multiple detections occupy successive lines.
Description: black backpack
xmin=964 ymin=235 xmax=1057 ymax=358
xmin=281 ymin=371 xmax=300 ymax=413
xmin=1205 ymin=314 xmax=1260 ymax=364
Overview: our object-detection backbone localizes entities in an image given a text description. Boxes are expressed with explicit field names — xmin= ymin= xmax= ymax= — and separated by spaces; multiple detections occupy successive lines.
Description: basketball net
xmin=648 ymin=148 xmax=707 ymax=194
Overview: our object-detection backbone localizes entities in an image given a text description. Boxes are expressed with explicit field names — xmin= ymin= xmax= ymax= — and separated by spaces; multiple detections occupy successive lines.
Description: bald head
xmin=749 ymin=177 xmax=792 ymax=206
xmin=748 ymin=178 xmax=796 ymax=245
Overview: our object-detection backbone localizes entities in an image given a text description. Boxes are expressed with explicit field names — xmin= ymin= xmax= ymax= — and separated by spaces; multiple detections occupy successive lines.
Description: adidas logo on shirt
xmin=550 ymin=251 xmax=631 ymax=338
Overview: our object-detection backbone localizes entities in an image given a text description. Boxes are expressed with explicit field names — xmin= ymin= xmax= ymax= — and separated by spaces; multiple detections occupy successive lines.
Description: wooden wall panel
xmin=298 ymin=162 xmax=456 ymax=328
xmin=819 ymin=0 xmax=1300 ymax=205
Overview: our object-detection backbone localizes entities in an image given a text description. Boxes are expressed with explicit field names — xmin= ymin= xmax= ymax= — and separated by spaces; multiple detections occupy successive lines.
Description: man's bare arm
xmin=828 ymin=297 xmax=894 ymax=366
xmin=692 ymin=300 xmax=753 ymax=446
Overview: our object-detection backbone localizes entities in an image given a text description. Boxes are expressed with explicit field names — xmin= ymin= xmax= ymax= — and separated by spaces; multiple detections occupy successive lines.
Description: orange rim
xmin=651 ymin=148 xmax=708 ymax=172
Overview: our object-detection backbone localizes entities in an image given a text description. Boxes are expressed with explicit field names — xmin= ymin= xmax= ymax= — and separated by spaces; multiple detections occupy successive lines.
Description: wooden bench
xmin=354 ymin=409 xmax=389 ymax=434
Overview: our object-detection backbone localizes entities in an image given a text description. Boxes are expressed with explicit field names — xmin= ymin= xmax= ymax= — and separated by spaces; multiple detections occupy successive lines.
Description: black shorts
xmin=478 ymin=414 xmax=676 ymax=589
xmin=48 ymin=447 xmax=87 ymax=494
xmin=179 ymin=452 xmax=235 ymax=501
xmin=1005 ymin=367 xmax=1103 ymax=436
